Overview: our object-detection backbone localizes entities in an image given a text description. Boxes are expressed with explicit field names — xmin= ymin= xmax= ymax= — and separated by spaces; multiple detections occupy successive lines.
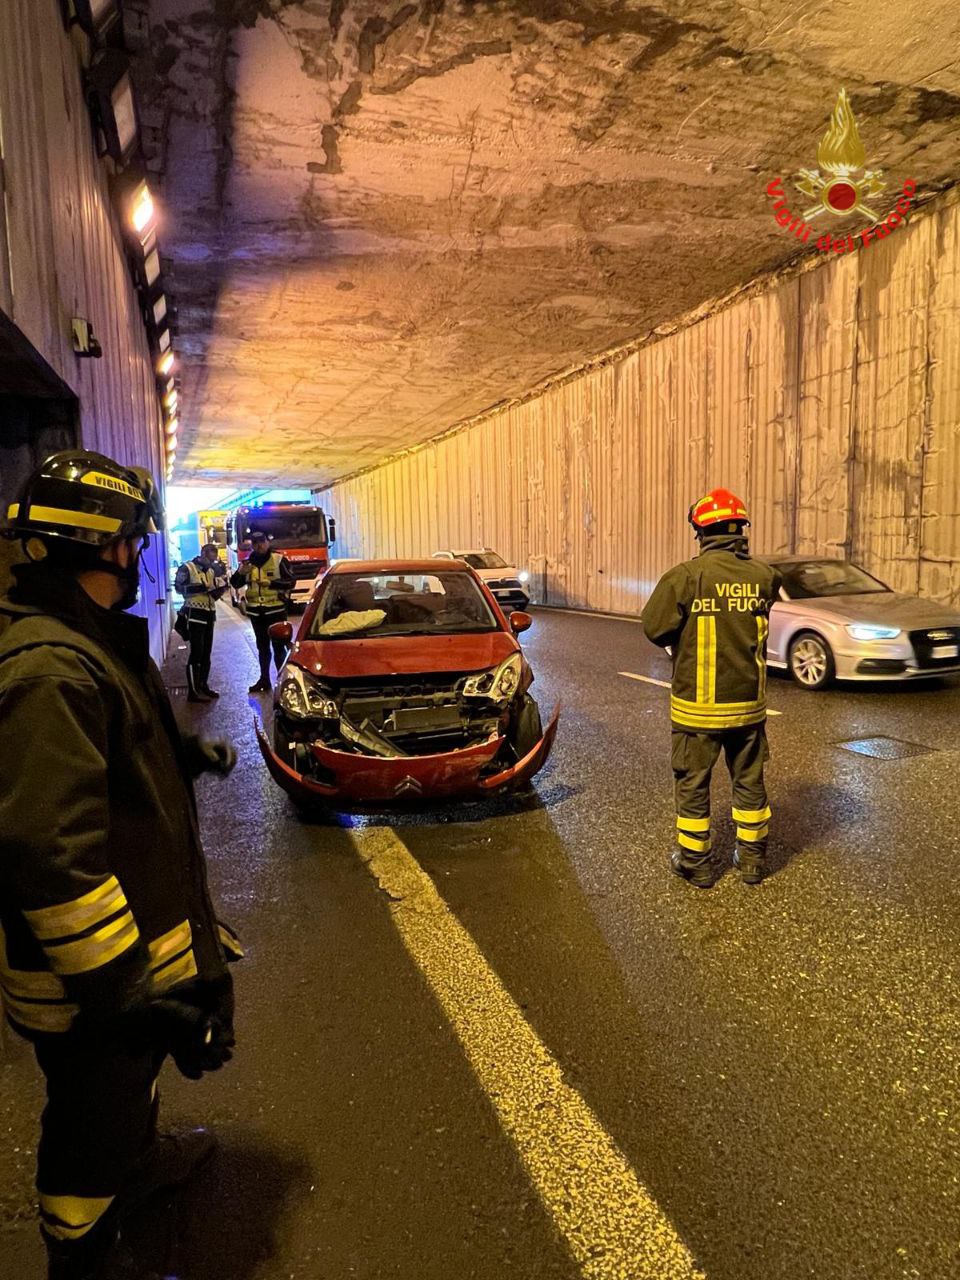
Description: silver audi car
xmin=763 ymin=557 xmax=960 ymax=689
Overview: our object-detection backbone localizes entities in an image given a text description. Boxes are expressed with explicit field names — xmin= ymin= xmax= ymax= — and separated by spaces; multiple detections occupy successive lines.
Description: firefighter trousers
xmin=671 ymin=724 xmax=771 ymax=867
xmin=185 ymin=607 xmax=215 ymax=689
xmin=249 ymin=608 xmax=288 ymax=682
xmin=32 ymin=1029 xmax=165 ymax=1259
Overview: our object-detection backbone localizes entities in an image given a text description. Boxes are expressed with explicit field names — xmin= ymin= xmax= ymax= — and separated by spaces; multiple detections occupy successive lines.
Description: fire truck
xmin=225 ymin=501 xmax=337 ymax=610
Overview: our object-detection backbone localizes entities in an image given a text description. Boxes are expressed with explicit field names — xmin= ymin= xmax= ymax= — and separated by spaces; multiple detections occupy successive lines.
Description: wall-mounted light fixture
xmin=130 ymin=181 xmax=155 ymax=239
xmin=86 ymin=49 xmax=138 ymax=163
xmin=62 ymin=0 xmax=122 ymax=41
xmin=157 ymin=350 xmax=175 ymax=377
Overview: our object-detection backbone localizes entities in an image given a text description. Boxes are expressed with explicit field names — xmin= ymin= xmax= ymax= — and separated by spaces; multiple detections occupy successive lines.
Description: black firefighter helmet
xmin=7 ymin=450 xmax=164 ymax=550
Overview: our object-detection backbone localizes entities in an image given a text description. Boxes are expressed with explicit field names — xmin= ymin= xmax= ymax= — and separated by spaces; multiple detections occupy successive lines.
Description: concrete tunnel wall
xmin=0 ymin=0 xmax=169 ymax=662
xmin=318 ymin=186 xmax=960 ymax=615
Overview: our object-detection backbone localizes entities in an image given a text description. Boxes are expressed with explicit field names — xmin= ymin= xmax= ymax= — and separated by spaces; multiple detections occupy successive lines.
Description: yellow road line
xmin=619 ymin=671 xmax=782 ymax=715
xmin=351 ymin=824 xmax=705 ymax=1280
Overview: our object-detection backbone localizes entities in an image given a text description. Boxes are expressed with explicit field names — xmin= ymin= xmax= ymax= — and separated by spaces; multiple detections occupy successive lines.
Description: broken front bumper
xmin=255 ymin=705 xmax=560 ymax=805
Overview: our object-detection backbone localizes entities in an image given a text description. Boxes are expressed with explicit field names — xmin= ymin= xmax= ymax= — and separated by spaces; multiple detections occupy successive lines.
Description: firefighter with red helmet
xmin=0 ymin=451 xmax=242 ymax=1279
xmin=641 ymin=489 xmax=782 ymax=887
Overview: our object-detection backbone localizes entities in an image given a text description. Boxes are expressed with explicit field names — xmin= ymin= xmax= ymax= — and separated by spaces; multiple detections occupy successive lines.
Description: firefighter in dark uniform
xmin=174 ymin=541 xmax=227 ymax=702
xmin=230 ymin=528 xmax=293 ymax=693
xmin=0 ymin=451 xmax=243 ymax=1280
xmin=641 ymin=489 xmax=782 ymax=887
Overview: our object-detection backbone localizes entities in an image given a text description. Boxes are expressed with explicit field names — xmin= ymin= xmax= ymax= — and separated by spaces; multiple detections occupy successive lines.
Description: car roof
xmin=327 ymin=558 xmax=473 ymax=574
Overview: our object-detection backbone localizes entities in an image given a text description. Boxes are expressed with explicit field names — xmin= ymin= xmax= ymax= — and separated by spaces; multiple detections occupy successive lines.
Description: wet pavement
xmin=2 ymin=603 xmax=960 ymax=1280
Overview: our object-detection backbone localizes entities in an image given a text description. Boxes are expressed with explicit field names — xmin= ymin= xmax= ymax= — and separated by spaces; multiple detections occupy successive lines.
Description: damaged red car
xmin=256 ymin=559 xmax=559 ymax=807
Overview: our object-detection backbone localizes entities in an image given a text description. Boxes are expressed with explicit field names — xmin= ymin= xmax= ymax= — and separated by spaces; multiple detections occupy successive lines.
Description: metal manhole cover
xmin=835 ymin=736 xmax=934 ymax=759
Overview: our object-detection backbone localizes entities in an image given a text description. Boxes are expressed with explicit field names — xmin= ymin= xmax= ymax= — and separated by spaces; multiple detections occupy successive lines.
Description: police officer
xmin=231 ymin=529 xmax=293 ymax=693
xmin=175 ymin=541 xmax=227 ymax=702
xmin=641 ymin=489 xmax=782 ymax=887
xmin=0 ymin=451 xmax=243 ymax=1279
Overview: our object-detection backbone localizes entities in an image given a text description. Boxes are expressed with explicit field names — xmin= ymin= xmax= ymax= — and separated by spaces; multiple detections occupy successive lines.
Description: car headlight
xmin=462 ymin=653 xmax=523 ymax=702
xmin=278 ymin=666 xmax=339 ymax=719
xmin=517 ymin=570 xmax=530 ymax=584
xmin=846 ymin=624 xmax=902 ymax=641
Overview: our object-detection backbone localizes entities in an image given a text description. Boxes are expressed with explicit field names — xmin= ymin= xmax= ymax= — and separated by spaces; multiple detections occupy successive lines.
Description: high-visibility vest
xmin=178 ymin=559 xmax=218 ymax=611
xmin=245 ymin=554 xmax=286 ymax=610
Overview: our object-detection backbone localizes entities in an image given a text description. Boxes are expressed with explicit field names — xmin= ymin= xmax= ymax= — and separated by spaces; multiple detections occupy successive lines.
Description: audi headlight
xmin=278 ymin=666 xmax=339 ymax=720
xmin=846 ymin=624 xmax=902 ymax=641
xmin=462 ymin=654 xmax=523 ymax=702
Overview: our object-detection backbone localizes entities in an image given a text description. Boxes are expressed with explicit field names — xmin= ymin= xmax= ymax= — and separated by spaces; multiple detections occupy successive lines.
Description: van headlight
xmin=278 ymin=666 xmax=339 ymax=719
xmin=462 ymin=654 xmax=522 ymax=702
xmin=846 ymin=624 xmax=902 ymax=641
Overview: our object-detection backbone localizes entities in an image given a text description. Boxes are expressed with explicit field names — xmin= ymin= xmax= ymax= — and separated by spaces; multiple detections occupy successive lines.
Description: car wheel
xmin=788 ymin=631 xmax=835 ymax=690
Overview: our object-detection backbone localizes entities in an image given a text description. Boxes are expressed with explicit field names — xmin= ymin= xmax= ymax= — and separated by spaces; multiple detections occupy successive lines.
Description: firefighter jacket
xmin=641 ymin=535 xmax=782 ymax=732
xmin=232 ymin=552 xmax=293 ymax=613
xmin=0 ymin=564 xmax=239 ymax=1039
xmin=174 ymin=557 xmax=224 ymax=612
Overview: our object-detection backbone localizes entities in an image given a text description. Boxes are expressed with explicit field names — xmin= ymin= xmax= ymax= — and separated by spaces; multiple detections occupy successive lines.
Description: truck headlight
xmin=846 ymin=624 xmax=902 ymax=641
xmin=278 ymin=666 xmax=339 ymax=719
xmin=462 ymin=653 xmax=523 ymax=702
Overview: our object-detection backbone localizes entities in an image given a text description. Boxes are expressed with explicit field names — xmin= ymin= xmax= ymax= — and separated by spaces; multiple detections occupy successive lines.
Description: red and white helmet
xmin=688 ymin=487 xmax=750 ymax=533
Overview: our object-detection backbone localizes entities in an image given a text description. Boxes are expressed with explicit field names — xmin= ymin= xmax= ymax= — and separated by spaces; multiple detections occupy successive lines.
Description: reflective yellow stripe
xmin=672 ymin=693 xmax=766 ymax=715
xmin=732 ymin=806 xmax=771 ymax=823
xmin=45 ymin=912 xmax=139 ymax=976
xmin=151 ymin=948 xmax=198 ymax=993
xmin=676 ymin=815 xmax=711 ymax=833
xmin=39 ymin=1194 xmax=114 ymax=1241
xmin=2 ymin=989 xmax=78 ymax=1033
xmin=756 ymin=615 xmax=769 ymax=701
xmin=26 ymin=505 xmax=123 ymax=533
xmin=218 ymin=922 xmax=245 ymax=960
xmin=678 ymin=832 xmax=712 ymax=853
xmin=0 ymin=962 xmax=65 ymax=1000
xmin=24 ymin=877 xmax=128 ymax=942
xmin=671 ymin=705 xmax=766 ymax=730
xmin=7 ymin=503 xmax=19 ymax=519
xmin=737 ymin=825 xmax=769 ymax=843
xmin=148 ymin=920 xmax=192 ymax=967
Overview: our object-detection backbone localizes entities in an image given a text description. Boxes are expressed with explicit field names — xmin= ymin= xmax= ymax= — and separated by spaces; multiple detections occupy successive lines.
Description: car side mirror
xmin=328 ymin=518 xmax=337 ymax=544
xmin=510 ymin=611 xmax=533 ymax=635
xmin=268 ymin=621 xmax=293 ymax=645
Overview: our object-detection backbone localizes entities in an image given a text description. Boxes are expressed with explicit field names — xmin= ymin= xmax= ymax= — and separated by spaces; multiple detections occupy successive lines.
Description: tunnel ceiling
xmin=138 ymin=0 xmax=960 ymax=487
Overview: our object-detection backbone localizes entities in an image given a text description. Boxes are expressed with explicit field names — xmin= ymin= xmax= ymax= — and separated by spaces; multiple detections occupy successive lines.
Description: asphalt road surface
xmin=2 ymin=604 xmax=959 ymax=1280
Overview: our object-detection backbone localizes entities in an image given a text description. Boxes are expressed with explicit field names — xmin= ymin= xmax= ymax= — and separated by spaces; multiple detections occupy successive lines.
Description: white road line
xmin=351 ymin=824 xmax=705 ymax=1280
xmin=619 ymin=671 xmax=782 ymax=715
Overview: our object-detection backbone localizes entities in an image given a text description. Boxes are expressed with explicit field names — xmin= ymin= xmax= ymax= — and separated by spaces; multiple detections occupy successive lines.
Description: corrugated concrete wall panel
xmin=0 ymin=1 xmax=168 ymax=658
xmin=920 ymin=203 xmax=960 ymax=603
xmin=322 ymin=191 xmax=960 ymax=614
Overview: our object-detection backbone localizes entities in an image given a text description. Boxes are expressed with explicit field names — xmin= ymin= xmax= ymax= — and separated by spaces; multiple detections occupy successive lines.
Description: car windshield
xmin=309 ymin=571 xmax=500 ymax=639
xmin=779 ymin=560 xmax=891 ymax=599
xmin=460 ymin=552 xmax=506 ymax=570
xmin=237 ymin=510 xmax=327 ymax=550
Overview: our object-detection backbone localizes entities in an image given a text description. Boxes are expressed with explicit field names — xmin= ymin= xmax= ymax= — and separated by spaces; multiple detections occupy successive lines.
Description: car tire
xmin=788 ymin=631 xmax=835 ymax=690
xmin=510 ymin=692 xmax=543 ymax=759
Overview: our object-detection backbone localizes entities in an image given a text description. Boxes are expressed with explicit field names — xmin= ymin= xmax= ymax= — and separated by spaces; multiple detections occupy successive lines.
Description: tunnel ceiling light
xmin=153 ymin=295 xmax=167 ymax=326
xmin=157 ymin=328 xmax=171 ymax=353
xmin=165 ymin=416 xmax=179 ymax=438
xmin=157 ymin=350 xmax=174 ymax=377
xmin=130 ymin=182 xmax=155 ymax=238
xmin=164 ymin=389 xmax=178 ymax=412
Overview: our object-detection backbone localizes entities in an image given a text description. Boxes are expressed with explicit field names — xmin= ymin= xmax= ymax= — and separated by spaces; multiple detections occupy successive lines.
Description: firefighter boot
xmin=670 ymin=850 xmax=717 ymax=889
xmin=44 ymin=1217 xmax=118 ymax=1280
xmin=733 ymin=845 xmax=765 ymax=885
xmin=199 ymin=663 xmax=219 ymax=699
xmin=117 ymin=1128 xmax=216 ymax=1218
xmin=186 ymin=666 xmax=210 ymax=704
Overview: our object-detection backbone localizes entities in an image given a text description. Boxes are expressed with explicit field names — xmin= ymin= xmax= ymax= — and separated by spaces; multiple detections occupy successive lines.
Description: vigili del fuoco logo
xmin=767 ymin=89 xmax=915 ymax=254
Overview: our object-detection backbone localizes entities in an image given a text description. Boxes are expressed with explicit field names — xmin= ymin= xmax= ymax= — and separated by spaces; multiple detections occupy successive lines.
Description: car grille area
xmin=335 ymin=674 xmax=501 ymax=755
xmin=909 ymin=626 xmax=960 ymax=668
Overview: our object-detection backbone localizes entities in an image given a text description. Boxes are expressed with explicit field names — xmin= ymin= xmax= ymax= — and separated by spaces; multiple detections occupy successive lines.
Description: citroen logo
xmin=395 ymin=776 xmax=423 ymax=797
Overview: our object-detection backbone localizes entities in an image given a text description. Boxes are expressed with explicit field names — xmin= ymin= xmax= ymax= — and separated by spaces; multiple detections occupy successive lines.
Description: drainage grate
xmin=166 ymin=685 xmax=189 ymax=697
xmin=835 ymin=736 xmax=934 ymax=760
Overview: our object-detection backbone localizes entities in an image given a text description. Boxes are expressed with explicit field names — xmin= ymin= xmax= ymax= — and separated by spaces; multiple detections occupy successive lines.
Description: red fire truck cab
xmin=226 ymin=502 xmax=337 ymax=610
